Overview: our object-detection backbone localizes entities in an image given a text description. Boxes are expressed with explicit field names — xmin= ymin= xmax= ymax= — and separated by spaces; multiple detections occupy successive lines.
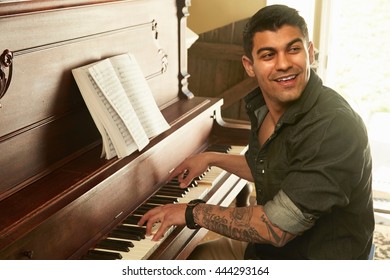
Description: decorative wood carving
xmin=0 ymin=49 xmax=13 ymax=107
xmin=177 ymin=0 xmax=194 ymax=99
xmin=148 ymin=20 xmax=168 ymax=79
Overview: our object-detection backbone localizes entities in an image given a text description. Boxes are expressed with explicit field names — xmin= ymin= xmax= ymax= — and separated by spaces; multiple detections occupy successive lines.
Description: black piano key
xmin=117 ymin=225 xmax=146 ymax=236
xmin=133 ymin=205 xmax=158 ymax=215
xmin=86 ymin=249 xmax=122 ymax=260
xmin=194 ymin=174 xmax=206 ymax=181
xmin=109 ymin=229 xmax=142 ymax=241
xmin=156 ymin=186 xmax=187 ymax=193
xmin=132 ymin=209 xmax=147 ymax=216
xmin=190 ymin=180 xmax=198 ymax=186
xmin=165 ymin=179 xmax=198 ymax=188
xmin=206 ymin=144 xmax=231 ymax=153
xmin=185 ymin=174 xmax=205 ymax=182
xmin=147 ymin=196 xmax=178 ymax=204
xmin=196 ymin=176 xmax=204 ymax=182
xmin=161 ymin=185 xmax=189 ymax=192
xmin=164 ymin=180 xmax=180 ymax=185
xmin=95 ymin=239 xmax=133 ymax=252
xmin=118 ymin=226 xmax=146 ymax=238
xmin=123 ymin=215 xmax=142 ymax=225
xmin=169 ymin=175 xmax=202 ymax=184
xmin=154 ymin=190 xmax=184 ymax=197
xmin=139 ymin=204 xmax=158 ymax=210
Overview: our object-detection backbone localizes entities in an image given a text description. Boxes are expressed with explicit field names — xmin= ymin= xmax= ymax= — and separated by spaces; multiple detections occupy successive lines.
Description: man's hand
xmin=138 ymin=203 xmax=187 ymax=241
xmin=168 ymin=153 xmax=211 ymax=188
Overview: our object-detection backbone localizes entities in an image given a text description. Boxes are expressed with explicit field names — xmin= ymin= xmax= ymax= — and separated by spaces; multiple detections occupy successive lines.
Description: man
xmin=138 ymin=4 xmax=374 ymax=259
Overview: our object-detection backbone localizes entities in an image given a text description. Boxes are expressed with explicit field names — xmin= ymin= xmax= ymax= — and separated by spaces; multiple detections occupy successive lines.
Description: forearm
xmin=206 ymin=152 xmax=254 ymax=182
xmin=193 ymin=204 xmax=295 ymax=247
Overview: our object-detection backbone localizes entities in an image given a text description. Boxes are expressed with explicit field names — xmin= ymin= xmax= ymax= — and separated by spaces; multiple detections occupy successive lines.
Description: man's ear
xmin=242 ymin=55 xmax=256 ymax=77
xmin=308 ymin=41 xmax=315 ymax=65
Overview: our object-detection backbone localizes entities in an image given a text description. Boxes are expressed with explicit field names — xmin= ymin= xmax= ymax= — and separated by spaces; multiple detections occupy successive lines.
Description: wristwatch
xmin=185 ymin=199 xmax=205 ymax=229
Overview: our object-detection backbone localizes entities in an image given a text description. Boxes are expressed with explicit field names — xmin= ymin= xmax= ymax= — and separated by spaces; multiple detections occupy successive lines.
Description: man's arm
xmin=138 ymin=202 xmax=295 ymax=245
xmin=168 ymin=152 xmax=254 ymax=187
xmin=139 ymin=152 xmax=295 ymax=244
xmin=194 ymin=204 xmax=296 ymax=247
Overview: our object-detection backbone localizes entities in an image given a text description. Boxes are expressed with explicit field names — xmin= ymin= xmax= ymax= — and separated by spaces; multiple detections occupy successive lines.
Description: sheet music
xmin=87 ymin=75 xmax=138 ymax=159
xmin=72 ymin=52 xmax=170 ymax=159
xmin=102 ymin=127 xmax=117 ymax=159
xmin=88 ymin=59 xmax=149 ymax=152
xmin=72 ymin=67 xmax=119 ymax=159
xmin=110 ymin=53 xmax=170 ymax=138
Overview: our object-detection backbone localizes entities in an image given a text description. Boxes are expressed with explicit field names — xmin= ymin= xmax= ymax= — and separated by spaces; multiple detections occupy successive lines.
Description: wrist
xmin=204 ymin=151 xmax=225 ymax=168
xmin=185 ymin=199 xmax=205 ymax=229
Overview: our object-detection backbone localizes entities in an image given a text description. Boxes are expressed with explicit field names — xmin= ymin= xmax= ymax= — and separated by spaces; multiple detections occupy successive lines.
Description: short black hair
xmin=243 ymin=5 xmax=309 ymax=59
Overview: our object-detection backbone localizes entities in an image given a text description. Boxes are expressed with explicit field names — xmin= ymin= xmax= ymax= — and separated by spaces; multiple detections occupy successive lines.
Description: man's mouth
xmin=275 ymin=74 xmax=298 ymax=82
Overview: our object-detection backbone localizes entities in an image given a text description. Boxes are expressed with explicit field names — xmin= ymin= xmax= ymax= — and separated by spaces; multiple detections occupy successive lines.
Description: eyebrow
xmin=255 ymin=38 xmax=304 ymax=56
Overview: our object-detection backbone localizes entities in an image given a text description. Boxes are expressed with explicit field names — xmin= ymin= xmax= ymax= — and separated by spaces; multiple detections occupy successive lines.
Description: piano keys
xmin=82 ymin=145 xmax=247 ymax=260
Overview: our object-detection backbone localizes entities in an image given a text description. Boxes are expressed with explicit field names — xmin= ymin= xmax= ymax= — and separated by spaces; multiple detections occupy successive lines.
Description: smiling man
xmin=138 ymin=4 xmax=374 ymax=260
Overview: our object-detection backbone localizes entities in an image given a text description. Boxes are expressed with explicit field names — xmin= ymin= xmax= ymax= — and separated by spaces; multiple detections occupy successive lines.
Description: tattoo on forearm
xmin=260 ymin=213 xmax=289 ymax=246
xmin=194 ymin=205 xmax=289 ymax=246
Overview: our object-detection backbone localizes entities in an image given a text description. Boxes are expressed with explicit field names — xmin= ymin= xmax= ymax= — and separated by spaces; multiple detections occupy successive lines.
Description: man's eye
xmin=289 ymin=47 xmax=301 ymax=53
xmin=261 ymin=53 xmax=274 ymax=60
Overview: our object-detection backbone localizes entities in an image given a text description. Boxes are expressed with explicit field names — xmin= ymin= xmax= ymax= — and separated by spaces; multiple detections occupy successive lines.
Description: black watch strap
xmin=185 ymin=199 xmax=205 ymax=229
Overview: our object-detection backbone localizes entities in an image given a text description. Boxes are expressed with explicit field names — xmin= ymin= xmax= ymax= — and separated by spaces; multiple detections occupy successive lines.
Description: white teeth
xmin=277 ymin=75 xmax=296 ymax=82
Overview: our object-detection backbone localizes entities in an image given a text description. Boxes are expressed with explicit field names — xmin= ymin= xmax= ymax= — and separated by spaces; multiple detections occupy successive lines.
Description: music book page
xmin=110 ymin=53 xmax=170 ymax=138
xmin=87 ymin=73 xmax=139 ymax=159
xmin=88 ymin=59 xmax=149 ymax=151
xmin=72 ymin=52 xmax=170 ymax=159
xmin=72 ymin=66 xmax=123 ymax=159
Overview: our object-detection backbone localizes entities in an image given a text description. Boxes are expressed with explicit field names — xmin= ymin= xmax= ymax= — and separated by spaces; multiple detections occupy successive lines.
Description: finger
xmin=145 ymin=214 xmax=162 ymax=236
xmin=137 ymin=211 xmax=151 ymax=226
xmin=138 ymin=207 xmax=160 ymax=229
xmin=151 ymin=222 xmax=168 ymax=241
xmin=169 ymin=169 xmax=193 ymax=188
xmin=178 ymin=178 xmax=191 ymax=188
xmin=168 ymin=166 xmax=186 ymax=182
xmin=177 ymin=170 xmax=197 ymax=188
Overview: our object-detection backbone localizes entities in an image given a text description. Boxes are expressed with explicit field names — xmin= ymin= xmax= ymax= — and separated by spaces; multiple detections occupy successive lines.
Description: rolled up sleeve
xmin=263 ymin=190 xmax=317 ymax=235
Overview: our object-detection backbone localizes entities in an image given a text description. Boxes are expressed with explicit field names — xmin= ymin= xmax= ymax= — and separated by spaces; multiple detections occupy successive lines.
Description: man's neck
xmin=264 ymin=100 xmax=290 ymax=125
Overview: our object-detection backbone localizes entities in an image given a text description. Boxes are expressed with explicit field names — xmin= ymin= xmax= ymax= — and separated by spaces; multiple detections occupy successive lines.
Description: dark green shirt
xmin=244 ymin=70 xmax=374 ymax=259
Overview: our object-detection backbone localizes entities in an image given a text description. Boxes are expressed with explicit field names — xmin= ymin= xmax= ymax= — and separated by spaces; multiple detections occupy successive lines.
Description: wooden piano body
xmin=0 ymin=0 xmax=250 ymax=259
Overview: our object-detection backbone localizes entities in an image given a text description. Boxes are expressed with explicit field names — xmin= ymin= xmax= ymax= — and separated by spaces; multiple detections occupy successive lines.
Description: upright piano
xmin=0 ymin=0 xmax=250 ymax=260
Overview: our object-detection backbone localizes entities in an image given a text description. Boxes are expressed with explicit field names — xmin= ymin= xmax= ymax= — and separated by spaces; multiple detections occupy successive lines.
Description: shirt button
xmin=261 ymin=169 xmax=265 ymax=174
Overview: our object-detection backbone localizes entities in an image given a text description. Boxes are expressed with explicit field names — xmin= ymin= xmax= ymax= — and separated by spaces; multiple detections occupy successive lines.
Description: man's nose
xmin=275 ymin=53 xmax=292 ymax=71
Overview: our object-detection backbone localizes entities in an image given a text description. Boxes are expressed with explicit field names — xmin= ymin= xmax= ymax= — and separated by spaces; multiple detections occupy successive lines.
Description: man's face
xmin=242 ymin=25 xmax=314 ymax=111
